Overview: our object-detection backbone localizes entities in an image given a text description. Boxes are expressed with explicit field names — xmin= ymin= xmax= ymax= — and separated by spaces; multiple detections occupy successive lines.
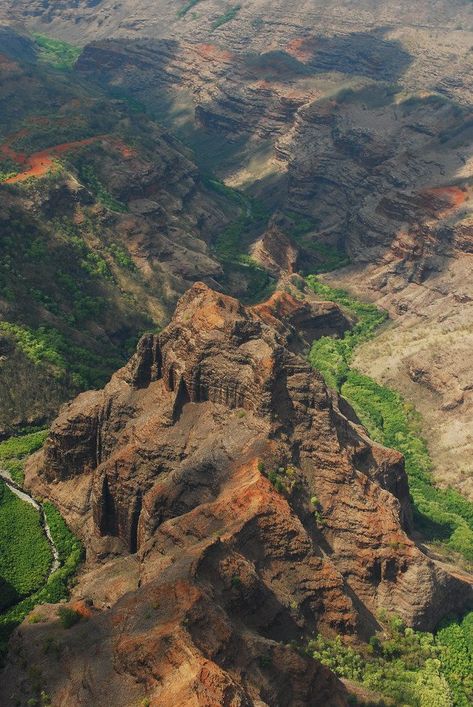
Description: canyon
xmin=2 ymin=0 xmax=472 ymax=494
xmin=0 ymin=1 xmax=473 ymax=705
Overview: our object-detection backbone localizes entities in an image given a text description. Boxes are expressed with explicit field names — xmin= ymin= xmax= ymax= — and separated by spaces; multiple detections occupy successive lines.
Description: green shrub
xmin=212 ymin=5 xmax=241 ymax=30
xmin=57 ymin=606 xmax=81 ymax=629
xmin=177 ymin=0 xmax=202 ymax=18
xmin=308 ymin=613 xmax=473 ymax=706
xmin=33 ymin=34 xmax=82 ymax=71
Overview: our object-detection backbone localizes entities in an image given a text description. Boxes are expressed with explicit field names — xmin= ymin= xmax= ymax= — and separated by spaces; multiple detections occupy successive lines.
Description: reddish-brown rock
xmin=2 ymin=283 xmax=471 ymax=706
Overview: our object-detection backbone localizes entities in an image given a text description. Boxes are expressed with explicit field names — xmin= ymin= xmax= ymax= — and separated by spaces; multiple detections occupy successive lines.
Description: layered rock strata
xmin=1 ymin=283 xmax=470 ymax=706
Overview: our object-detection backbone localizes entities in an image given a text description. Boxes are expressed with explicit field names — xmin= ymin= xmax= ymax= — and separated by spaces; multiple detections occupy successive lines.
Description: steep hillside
xmin=0 ymin=28 xmax=263 ymax=433
xmin=0 ymin=283 xmax=471 ymax=706
xmin=0 ymin=3 xmax=472 ymax=704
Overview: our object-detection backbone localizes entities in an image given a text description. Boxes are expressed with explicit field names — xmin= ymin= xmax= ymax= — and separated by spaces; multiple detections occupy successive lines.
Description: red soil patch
xmin=194 ymin=43 xmax=233 ymax=62
xmin=70 ymin=600 xmax=94 ymax=619
xmin=252 ymin=290 xmax=303 ymax=324
xmin=1 ymin=130 xmax=137 ymax=183
xmin=422 ymin=185 xmax=468 ymax=211
xmin=286 ymin=37 xmax=314 ymax=62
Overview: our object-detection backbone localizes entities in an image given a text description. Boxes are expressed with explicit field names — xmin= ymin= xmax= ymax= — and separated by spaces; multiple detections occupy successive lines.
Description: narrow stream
xmin=0 ymin=470 xmax=60 ymax=576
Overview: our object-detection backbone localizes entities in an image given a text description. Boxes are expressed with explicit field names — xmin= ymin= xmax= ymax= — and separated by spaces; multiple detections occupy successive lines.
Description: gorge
xmin=0 ymin=1 xmax=472 ymax=705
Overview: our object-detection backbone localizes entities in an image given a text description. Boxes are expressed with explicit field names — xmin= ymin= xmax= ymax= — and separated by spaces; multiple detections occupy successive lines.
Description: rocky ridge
xmin=1 ymin=283 xmax=471 ymax=706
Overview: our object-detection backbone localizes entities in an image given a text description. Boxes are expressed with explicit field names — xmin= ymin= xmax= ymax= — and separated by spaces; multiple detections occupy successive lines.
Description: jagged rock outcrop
xmin=251 ymin=289 xmax=352 ymax=353
xmin=3 ymin=0 xmax=473 ymax=492
xmin=1 ymin=283 xmax=470 ymax=706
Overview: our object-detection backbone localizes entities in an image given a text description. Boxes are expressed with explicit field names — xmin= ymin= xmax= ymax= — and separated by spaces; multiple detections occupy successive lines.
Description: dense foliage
xmin=0 ymin=482 xmax=51 ymax=612
xmin=307 ymin=613 xmax=472 ymax=706
xmin=0 ymin=429 xmax=83 ymax=662
xmin=0 ymin=496 xmax=83 ymax=662
xmin=285 ymin=212 xmax=350 ymax=273
xmin=0 ymin=210 xmax=145 ymax=392
xmin=208 ymin=179 xmax=275 ymax=303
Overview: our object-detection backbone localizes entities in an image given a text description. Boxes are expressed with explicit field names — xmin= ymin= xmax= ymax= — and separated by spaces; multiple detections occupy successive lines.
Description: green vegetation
xmin=11 ymin=123 xmax=93 ymax=154
xmin=0 ymin=482 xmax=51 ymax=612
xmin=0 ymin=158 xmax=20 ymax=183
xmin=284 ymin=212 xmax=350 ymax=273
xmin=306 ymin=613 xmax=472 ymax=706
xmin=0 ymin=211 xmax=145 ymax=391
xmin=207 ymin=179 xmax=275 ymax=303
xmin=212 ymin=5 xmax=241 ymax=30
xmin=0 ymin=322 xmax=64 ymax=369
xmin=265 ymin=464 xmax=299 ymax=496
xmin=57 ymin=606 xmax=81 ymax=629
xmin=177 ymin=0 xmax=202 ymax=18
xmin=33 ymin=34 xmax=82 ymax=71
xmin=0 ymin=429 xmax=48 ymax=484
xmin=76 ymin=164 xmax=128 ymax=213
xmin=108 ymin=243 xmax=137 ymax=271
xmin=306 ymin=242 xmax=350 ymax=273
xmin=0 ymin=495 xmax=83 ymax=662
xmin=307 ymin=275 xmax=473 ymax=563
xmin=0 ymin=322 xmax=123 ymax=391
xmin=307 ymin=276 xmax=387 ymax=390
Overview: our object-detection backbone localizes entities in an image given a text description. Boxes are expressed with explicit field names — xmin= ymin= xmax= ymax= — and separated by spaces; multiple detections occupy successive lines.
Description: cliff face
xmin=1 ymin=283 xmax=469 ymax=706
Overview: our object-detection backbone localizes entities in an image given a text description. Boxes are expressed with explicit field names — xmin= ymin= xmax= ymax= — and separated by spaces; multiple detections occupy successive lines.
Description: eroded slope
xmin=1 ymin=283 xmax=470 ymax=706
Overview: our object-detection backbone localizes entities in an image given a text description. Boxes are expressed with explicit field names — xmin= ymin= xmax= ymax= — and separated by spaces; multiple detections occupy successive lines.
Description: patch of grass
xmin=0 ymin=429 xmax=48 ymax=484
xmin=0 ymin=158 xmax=20 ymax=183
xmin=57 ymin=606 xmax=81 ymax=629
xmin=0 ymin=482 xmax=51 ymax=612
xmin=177 ymin=0 xmax=202 ymax=18
xmin=33 ymin=34 xmax=81 ymax=71
xmin=0 ymin=499 xmax=83 ymax=662
xmin=306 ymin=275 xmax=473 ymax=563
xmin=212 ymin=5 xmax=241 ymax=30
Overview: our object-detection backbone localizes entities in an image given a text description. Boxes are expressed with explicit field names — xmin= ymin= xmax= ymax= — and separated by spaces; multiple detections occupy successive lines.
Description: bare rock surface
xmin=1 ymin=283 xmax=471 ymax=706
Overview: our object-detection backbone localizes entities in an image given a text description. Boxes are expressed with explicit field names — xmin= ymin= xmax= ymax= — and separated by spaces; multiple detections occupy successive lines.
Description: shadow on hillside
xmin=0 ymin=575 xmax=19 ymax=614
